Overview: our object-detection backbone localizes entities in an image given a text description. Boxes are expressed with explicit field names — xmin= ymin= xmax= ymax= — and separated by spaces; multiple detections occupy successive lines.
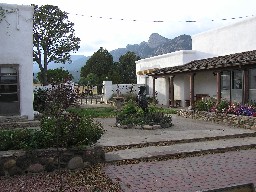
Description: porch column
xmin=216 ymin=71 xmax=221 ymax=103
xmin=189 ymin=73 xmax=195 ymax=107
xmin=243 ymin=68 xmax=249 ymax=104
xmin=152 ymin=77 xmax=156 ymax=100
xmin=169 ymin=75 xmax=175 ymax=107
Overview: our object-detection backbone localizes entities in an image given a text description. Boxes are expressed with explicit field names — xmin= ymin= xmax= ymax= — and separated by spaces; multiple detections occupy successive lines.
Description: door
xmin=0 ymin=65 xmax=20 ymax=115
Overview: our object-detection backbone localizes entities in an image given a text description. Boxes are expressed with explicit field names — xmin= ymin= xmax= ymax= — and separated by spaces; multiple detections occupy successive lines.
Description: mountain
xmin=110 ymin=33 xmax=192 ymax=61
xmin=33 ymin=55 xmax=89 ymax=82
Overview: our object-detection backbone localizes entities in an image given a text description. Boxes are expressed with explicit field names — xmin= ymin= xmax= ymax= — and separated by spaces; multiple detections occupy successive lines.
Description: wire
xmin=67 ymin=12 xmax=254 ymax=23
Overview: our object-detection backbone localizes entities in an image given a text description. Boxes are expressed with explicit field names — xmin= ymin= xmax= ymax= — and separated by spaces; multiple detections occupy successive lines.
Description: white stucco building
xmin=0 ymin=3 xmax=34 ymax=119
xmin=136 ymin=16 xmax=256 ymax=107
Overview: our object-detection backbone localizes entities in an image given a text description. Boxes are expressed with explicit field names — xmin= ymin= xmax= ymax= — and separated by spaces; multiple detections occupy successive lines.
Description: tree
xmin=80 ymin=47 xmax=114 ymax=85
xmin=37 ymin=68 xmax=73 ymax=84
xmin=118 ymin=51 xmax=140 ymax=84
xmin=79 ymin=73 xmax=99 ymax=86
xmin=33 ymin=4 xmax=80 ymax=85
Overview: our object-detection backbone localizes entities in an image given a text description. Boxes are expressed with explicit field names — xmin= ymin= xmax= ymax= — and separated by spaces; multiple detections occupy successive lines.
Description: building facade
xmin=0 ymin=3 xmax=34 ymax=119
xmin=136 ymin=16 xmax=256 ymax=107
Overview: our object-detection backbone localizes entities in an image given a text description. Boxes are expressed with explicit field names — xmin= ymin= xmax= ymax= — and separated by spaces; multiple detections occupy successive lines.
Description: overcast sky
xmin=5 ymin=0 xmax=256 ymax=56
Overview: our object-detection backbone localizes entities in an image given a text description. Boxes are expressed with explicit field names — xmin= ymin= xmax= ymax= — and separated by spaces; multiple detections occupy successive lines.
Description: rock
xmin=143 ymin=125 xmax=154 ymax=130
xmin=27 ymin=163 xmax=44 ymax=173
xmin=8 ymin=166 xmax=22 ymax=176
xmin=0 ymin=166 xmax=5 ymax=176
xmin=45 ymin=162 xmax=56 ymax=172
xmin=67 ymin=156 xmax=84 ymax=170
xmin=4 ymin=159 xmax=16 ymax=170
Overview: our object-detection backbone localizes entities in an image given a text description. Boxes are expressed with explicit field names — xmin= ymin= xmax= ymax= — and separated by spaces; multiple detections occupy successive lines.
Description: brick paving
xmin=104 ymin=149 xmax=256 ymax=192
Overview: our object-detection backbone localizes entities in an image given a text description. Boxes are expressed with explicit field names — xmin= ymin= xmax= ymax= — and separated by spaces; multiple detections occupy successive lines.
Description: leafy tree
xmin=78 ymin=73 xmax=99 ymax=86
xmin=118 ymin=51 xmax=140 ymax=84
xmin=37 ymin=68 xmax=73 ymax=84
xmin=33 ymin=4 xmax=80 ymax=85
xmin=80 ymin=47 xmax=114 ymax=85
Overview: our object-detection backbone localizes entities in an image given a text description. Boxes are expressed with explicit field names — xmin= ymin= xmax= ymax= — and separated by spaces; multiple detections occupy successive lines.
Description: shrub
xmin=33 ymin=88 xmax=48 ymax=112
xmin=116 ymin=101 xmax=173 ymax=127
xmin=38 ymin=112 xmax=104 ymax=148
xmin=195 ymin=98 xmax=216 ymax=112
xmin=0 ymin=112 xmax=104 ymax=151
xmin=215 ymin=99 xmax=230 ymax=113
xmin=33 ymin=82 xmax=79 ymax=114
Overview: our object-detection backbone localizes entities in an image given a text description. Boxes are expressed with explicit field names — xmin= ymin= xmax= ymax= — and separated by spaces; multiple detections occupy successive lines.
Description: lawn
xmin=68 ymin=106 xmax=117 ymax=118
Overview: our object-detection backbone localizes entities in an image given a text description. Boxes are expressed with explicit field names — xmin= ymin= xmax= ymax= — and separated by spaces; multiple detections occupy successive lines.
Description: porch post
xmin=189 ymin=73 xmax=195 ymax=108
xmin=152 ymin=77 xmax=156 ymax=100
xmin=169 ymin=75 xmax=175 ymax=107
xmin=216 ymin=71 xmax=221 ymax=103
xmin=243 ymin=68 xmax=249 ymax=104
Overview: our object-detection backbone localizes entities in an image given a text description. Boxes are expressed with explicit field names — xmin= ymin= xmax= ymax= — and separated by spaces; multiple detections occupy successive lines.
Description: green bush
xmin=33 ymin=88 xmax=48 ymax=112
xmin=0 ymin=112 xmax=104 ymax=151
xmin=116 ymin=101 xmax=173 ymax=127
xmin=195 ymin=98 xmax=216 ymax=112
xmin=216 ymin=99 xmax=230 ymax=113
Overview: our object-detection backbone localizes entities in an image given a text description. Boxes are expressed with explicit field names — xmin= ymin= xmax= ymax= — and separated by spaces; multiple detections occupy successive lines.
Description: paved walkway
xmin=96 ymin=115 xmax=255 ymax=147
xmin=93 ymin=113 xmax=256 ymax=191
xmin=104 ymin=149 xmax=256 ymax=192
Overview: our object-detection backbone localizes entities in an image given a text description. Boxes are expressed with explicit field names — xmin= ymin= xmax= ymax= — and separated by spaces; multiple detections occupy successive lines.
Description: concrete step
xmin=0 ymin=120 xmax=40 ymax=129
xmin=0 ymin=115 xmax=28 ymax=123
xmin=104 ymin=136 xmax=256 ymax=163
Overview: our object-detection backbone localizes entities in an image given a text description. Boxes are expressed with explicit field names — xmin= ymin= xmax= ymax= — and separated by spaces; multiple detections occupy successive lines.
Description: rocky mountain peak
xmin=148 ymin=33 xmax=169 ymax=48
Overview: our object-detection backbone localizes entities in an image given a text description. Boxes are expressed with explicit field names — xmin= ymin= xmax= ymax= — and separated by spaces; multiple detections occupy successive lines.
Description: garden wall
xmin=102 ymin=81 xmax=144 ymax=103
xmin=0 ymin=146 xmax=104 ymax=177
xmin=177 ymin=109 xmax=256 ymax=130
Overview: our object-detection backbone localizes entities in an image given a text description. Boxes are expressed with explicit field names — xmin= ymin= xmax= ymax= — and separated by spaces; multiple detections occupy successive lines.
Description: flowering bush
xmin=194 ymin=98 xmax=256 ymax=117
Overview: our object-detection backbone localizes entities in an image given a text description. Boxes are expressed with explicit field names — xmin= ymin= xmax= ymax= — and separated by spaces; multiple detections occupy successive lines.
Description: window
xmin=232 ymin=70 xmax=242 ymax=89
xmin=249 ymin=68 xmax=256 ymax=89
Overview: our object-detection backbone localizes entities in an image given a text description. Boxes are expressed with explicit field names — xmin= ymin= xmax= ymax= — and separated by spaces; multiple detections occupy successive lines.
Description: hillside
xmin=110 ymin=33 xmax=192 ymax=61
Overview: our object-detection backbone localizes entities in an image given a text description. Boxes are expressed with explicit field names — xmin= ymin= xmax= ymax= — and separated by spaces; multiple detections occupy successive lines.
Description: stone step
xmin=100 ymin=129 xmax=256 ymax=151
xmin=102 ymin=132 xmax=256 ymax=153
xmin=0 ymin=120 xmax=40 ymax=129
xmin=0 ymin=115 xmax=28 ymax=123
xmin=104 ymin=137 xmax=256 ymax=162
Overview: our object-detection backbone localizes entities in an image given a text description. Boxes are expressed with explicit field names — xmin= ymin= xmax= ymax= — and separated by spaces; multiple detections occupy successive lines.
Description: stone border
xmin=0 ymin=146 xmax=105 ymax=177
xmin=177 ymin=109 xmax=256 ymax=130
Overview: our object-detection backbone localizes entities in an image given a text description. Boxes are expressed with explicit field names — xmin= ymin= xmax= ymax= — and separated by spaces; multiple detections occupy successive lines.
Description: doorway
xmin=0 ymin=65 xmax=20 ymax=115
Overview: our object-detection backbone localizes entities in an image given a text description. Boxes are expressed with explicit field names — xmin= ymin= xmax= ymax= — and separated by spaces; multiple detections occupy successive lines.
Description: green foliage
xmin=216 ymin=99 xmax=230 ymax=113
xmin=0 ymin=129 xmax=33 ymax=150
xmin=33 ymin=83 xmax=78 ymax=114
xmin=116 ymin=51 xmax=140 ymax=84
xmin=68 ymin=107 xmax=116 ymax=118
xmin=195 ymin=98 xmax=215 ymax=112
xmin=80 ymin=47 xmax=114 ymax=85
xmin=38 ymin=113 xmax=104 ymax=148
xmin=78 ymin=73 xmax=99 ymax=86
xmin=37 ymin=68 xmax=73 ymax=84
xmin=33 ymin=4 xmax=80 ymax=85
xmin=116 ymin=101 xmax=173 ymax=127
xmin=33 ymin=88 xmax=48 ymax=112
xmin=0 ymin=112 xmax=104 ymax=150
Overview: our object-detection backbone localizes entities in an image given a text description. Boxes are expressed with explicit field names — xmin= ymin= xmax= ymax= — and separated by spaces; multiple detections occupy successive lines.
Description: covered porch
xmin=148 ymin=50 xmax=256 ymax=108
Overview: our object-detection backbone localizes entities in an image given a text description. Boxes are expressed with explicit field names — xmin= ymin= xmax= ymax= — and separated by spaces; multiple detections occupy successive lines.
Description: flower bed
xmin=177 ymin=109 xmax=256 ymax=130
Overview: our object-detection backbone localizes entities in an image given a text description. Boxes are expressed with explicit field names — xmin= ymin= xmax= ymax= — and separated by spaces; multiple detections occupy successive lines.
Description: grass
xmin=68 ymin=107 xmax=117 ymax=118
xmin=69 ymin=104 xmax=177 ymax=118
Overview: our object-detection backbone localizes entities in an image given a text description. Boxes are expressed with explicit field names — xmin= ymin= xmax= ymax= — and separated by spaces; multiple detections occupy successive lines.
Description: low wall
xmin=177 ymin=109 xmax=256 ymax=130
xmin=0 ymin=146 xmax=104 ymax=177
xmin=102 ymin=81 xmax=144 ymax=103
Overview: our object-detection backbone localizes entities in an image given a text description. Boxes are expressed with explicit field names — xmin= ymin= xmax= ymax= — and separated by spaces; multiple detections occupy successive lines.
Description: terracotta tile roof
xmin=150 ymin=50 xmax=256 ymax=75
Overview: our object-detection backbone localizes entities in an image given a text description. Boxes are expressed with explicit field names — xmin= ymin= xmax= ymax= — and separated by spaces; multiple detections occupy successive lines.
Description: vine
xmin=0 ymin=6 xmax=15 ymax=23
xmin=0 ymin=6 xmax=6 ymax=22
